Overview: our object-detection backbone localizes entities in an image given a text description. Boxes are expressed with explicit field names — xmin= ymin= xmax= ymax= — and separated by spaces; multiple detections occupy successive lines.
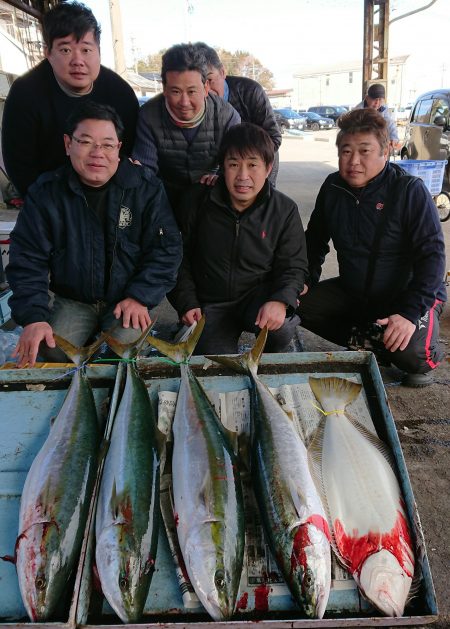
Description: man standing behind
xmin=353 ymin=83 xmax=401 ymax=151
xmin=300 ymin=109 xmax=446 ymax=386
xmin=2 ymin=2 xmax=139 ymax=197
xmin=169 ymin=123 xmax=307 ymax=355
xmin=132 ymin=43 xmax=240 ymax=220
xmin=7 ymin=102 xmax=182 ymax=368
xmin=194 ymin=42 xmax=282 ymax=184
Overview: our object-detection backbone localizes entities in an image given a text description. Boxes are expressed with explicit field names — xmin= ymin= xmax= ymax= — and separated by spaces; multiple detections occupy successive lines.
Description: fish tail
xmin=53 ymin=332 xmax=108 ymax=366
xmin=206 ymin=326 xmax=268 ymax=375
xmin=146 ymin=316 xmax=205 ymax=363
xmin=309 ymin=376 xmax=362 ymax=415
xmin=104 ymin=322 xmax=155 ymax=360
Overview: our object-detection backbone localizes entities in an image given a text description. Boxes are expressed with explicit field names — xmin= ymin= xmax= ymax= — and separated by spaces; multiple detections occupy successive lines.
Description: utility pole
xmin=109 ymin=0 xmax=126 ymax=77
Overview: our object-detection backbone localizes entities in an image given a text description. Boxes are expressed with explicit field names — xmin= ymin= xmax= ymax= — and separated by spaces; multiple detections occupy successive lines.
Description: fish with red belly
xmin=308 ymin=376 xmax=415 ymax=617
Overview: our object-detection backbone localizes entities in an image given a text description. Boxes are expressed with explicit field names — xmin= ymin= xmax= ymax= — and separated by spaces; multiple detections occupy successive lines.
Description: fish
xmin=95 ymin=327 xmax=161 ymax=623
xmin=147 ymin=318 xmax=245 ymax=621
xmin=308 ymin=376 xmax=415 ymax=617
xmin=7 ymin=335 xmax=102 ymax=621
xmin=207 ymin=328 xmax=332 ymax=619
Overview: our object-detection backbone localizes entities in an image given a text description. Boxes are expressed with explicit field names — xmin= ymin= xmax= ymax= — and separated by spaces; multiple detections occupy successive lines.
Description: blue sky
xmin=82 ymin=0 xmax=449 ymax=91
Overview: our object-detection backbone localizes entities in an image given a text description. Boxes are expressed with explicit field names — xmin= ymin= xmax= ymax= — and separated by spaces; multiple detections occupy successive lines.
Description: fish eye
xmin=119 ymin=576 xmax=129 ymax=590
xmin=35 ymin=575 xmax=46 ymax=590
xmin=214 ymin=569 xmax=226 ymax=590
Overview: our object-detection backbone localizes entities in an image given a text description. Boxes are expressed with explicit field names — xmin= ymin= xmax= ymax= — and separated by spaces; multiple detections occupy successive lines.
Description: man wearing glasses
xmin=6 ymin=102 xmax=182 ymax=368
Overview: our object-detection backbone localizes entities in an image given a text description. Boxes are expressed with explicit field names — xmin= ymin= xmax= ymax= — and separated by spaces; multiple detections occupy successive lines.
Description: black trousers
xmin=299 ymin=278 xmax=445 ymax=374
xmin=193 ymin=285 xmax=300 ymax=355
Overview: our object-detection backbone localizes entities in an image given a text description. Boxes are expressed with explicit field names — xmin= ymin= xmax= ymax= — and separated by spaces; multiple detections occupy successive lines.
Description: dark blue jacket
xmin=305 ymin=162 xmax=447 ymax=323
xmin=7 ymin=160 xmax=182 ymax=326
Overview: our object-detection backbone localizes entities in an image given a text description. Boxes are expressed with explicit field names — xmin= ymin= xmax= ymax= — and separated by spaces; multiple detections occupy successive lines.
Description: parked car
xmin=297 ymin=111 xmax=334 ymax=130
xmin=307 ymin=105 xmax=348 ymax=124
xmin=274 ymin=108 xmax=306 ymax=132
xmin=400 ymin=89 xmax=450 ymax=182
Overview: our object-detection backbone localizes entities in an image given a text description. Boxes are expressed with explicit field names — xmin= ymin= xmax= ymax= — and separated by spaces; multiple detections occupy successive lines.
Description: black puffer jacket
xmin=7 ymin=160 xmax=182 ymax=326
xmin=306 ymin=162 xmax=447 ymax=322
xmin=169 ymin=180 xmax=308 ymax=316
xmin=226 ymin=76 xmax=282 ymax=150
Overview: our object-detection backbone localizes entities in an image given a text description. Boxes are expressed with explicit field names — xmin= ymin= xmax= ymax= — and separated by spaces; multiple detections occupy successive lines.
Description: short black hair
xmin=65 ymin=102 xmax=124 ymax=140
xmin=336 ymin=108 xmax=389 ymax=153
xmin=193 ymin=42 xmax=223 ymax=71
xmin=218 ymin=123 xmax=274 ymax=167
xmin=161 ymin=43 xmax=208 ymax=84
xmin=43 ymin=2 xmax=101 ymax=51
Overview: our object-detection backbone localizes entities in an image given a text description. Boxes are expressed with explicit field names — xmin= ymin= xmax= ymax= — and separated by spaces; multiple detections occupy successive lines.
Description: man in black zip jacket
xmin=299 ymin=108 xmax=447 ymax=387
xmin=168 ymin=123 xmax=308 ymax=355
xmin=7 ymin=102 xmax=182 ymax=368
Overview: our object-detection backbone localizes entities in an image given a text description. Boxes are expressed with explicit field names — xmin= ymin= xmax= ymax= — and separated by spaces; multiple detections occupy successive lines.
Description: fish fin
xmin=103 ymin=322 xmax=155 ymax=360
xmin=206 ymin=326 xmax=268 ymax=376
xmin=289 ymin=477 xmax=307 ymax=520
xmin=53 ymin=331 xmax=108 ymax=366
xmin=0 ymin=554 xmax=16 ymax=564
xmin=345 ymin=410 xmax=397 ymax=471
xmin=109 ymin=480 xmax=132 ymax=524
xmin=199 ymin=471 xmax=214 ymax=514
xmin=309 ymin=376 xmax=362 ymax=415
xmin=146 ymin=316 xmax=205 ymax=363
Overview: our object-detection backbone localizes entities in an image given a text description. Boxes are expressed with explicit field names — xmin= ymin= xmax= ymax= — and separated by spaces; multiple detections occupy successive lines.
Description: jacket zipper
xmin=109 ymin=191 xmax=125 ymax=290
xmin=229 ymin=217 xmax=240 ymax=299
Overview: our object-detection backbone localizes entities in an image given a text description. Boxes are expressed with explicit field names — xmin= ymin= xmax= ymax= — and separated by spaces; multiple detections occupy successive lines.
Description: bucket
xmin=0 ymin=221 xmax=15 ymax=273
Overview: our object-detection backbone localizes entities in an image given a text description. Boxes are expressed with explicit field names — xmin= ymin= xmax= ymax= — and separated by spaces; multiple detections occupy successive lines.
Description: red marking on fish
xmin=306 ymin=514 xmax=332 ymax=541
xmin=254 ymin=584 xmax=270 ymax=611
xmin=236 ymin=591 xmax=248 ymax=610
xmin=334 ymin=509 xmax=414 ymax=578
xmin=174 ymin=512 xmax=179 ymax=527
xmin=214 ymin=476 xmax=228 ymax=481
xmin=291 ymin=524 xmax=310 ymax=574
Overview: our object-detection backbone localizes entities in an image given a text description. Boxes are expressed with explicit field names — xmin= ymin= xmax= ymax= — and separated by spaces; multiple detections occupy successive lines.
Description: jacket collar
xmin=65 ymin=159 xmax=142 ymax=195
xmin=333 ymin=160 xmax=392 ymax=194
xmin=210 ymin=177 xmax=272 ymax=212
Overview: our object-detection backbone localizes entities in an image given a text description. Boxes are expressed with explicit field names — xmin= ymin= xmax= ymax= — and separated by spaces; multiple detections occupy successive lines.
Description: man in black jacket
xmin=300 ymin=108 xmax=447 ymax=386
xmin=194 ymin=42 xmax=281 ymax=184
xmin=2 ymin=2 xmax=139 ymax=197
xmin=7 ymin=102 xmax=182 ymax=368
xmin=169 ymin=123 xmax=308 ymax=355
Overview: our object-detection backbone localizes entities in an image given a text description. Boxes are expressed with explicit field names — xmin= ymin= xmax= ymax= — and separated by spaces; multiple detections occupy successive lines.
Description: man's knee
xmin=264 ymin=315 xmax=300 ymax=352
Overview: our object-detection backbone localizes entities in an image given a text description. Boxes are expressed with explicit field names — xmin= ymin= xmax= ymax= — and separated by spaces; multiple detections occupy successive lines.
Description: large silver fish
xmin=147 ymin=319 xmax=245 ymax=621
xmin=308 ymin=376 xmax=415 ymax=617
xmin=9 ymin=336 xmax=101 ymax=621
xmin=95 ymin=330 xmax=160 ymax=623
xmin=208 ymin=328 xmax=332 ymax=619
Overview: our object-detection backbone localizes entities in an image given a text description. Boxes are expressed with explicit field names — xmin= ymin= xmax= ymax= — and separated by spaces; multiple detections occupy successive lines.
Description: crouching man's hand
xmin=114 ymin=297 xmax=151 ymax=331
xmin=13 ymin=322 xmax=55 ymax=368
xmin=376 ymin=314 xmax=415 ymax=352
xmin=182 ymin=308 xmax=203 ymax=326
xmin=256 ymin=301 xmax=287 ymax=331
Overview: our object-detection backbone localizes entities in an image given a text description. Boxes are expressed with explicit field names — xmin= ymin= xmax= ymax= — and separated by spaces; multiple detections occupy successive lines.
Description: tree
xmin=137 ymin=49 xmax=167 ymax=74
xmin=217 ymin=48 xmax=274 ymax=90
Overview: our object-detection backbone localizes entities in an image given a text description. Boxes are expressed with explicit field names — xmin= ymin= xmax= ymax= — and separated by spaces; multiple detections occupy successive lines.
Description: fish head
xmin=290 ymin=523 xmax=331 ymax=619
xmin=16 ymin=521 xmax=63 ymax=621
xmin=358 ymin=549 xmax=413 ymax=617
xmin=185 ymin=530 xmax=239 ymax=621
xmin=95 ymin=525 xmax=155 ymax=623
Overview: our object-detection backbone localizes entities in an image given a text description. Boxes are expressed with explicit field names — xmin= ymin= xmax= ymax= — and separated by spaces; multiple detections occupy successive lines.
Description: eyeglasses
xmin=71 ymin=135 xmax=120 ymax=153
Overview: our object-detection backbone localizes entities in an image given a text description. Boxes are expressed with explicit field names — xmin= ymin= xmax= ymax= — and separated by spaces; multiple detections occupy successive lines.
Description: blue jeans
xmin=40 ymin=295 xmax=144 ymax=362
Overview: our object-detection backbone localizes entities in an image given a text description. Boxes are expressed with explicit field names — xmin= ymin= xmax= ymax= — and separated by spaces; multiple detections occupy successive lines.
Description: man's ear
xmin=204 ymin=81 xmax=210 ymax=96
xmin=266 ymin=161 xmax=274 ymax=177
xmin=63 ymin=134 xmax=71 ymax=156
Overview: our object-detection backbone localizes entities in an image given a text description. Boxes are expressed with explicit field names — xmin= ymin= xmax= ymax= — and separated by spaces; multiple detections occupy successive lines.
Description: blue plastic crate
xmin=400 ymin=159 xmax=446 ymax=195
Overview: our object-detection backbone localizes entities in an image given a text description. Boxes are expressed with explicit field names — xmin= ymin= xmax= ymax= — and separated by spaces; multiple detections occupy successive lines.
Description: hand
xmin=199 ymin=173 xmax=219 ymax=186
xmin=255 ymin=301 xmax=287 ymax=331
xmin=376 ymin=314 xmax=416 ymax=352
xmin=182 ymin=308 xmax=202 ymax=326
xmin=113 ymin=298 xmax=151 ymax=331
xmin=300 ymin=284 xmax=309 ymax=296
xmin=12 ymin=322 xmax=55 ymax=368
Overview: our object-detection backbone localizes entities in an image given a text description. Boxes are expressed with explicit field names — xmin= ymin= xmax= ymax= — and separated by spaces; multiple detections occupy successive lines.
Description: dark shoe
xmin=401 ymin=372 xmax=434 ymax=388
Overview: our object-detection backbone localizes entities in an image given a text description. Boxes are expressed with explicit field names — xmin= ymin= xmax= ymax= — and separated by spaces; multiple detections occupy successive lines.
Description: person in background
xmin=353 ymin=83 xmax=401 ymax=151
xmin=168 ymin=123 xmax=308 ymax=355
xmin=132 ymin=43 xmax=240 ymax=221
xmin=7 ymin=102 xmax=182 ymax=368
xmin=299 ymin=108 xmax=446 ymax=387
xmin=193 ymin=42 xmax=281 ymax=185
xmin=2 ymin=1 xmax=139 ymax=197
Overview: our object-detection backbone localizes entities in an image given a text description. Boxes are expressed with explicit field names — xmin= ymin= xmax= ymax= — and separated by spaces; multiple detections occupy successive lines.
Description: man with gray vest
xmin=132 ymin=43 xmax=240 ymax=221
